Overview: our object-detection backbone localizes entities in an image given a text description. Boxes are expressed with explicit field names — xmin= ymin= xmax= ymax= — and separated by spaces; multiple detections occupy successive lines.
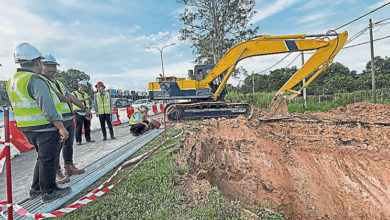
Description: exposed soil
xmin=176 ymin=102 xmax=390 ymax=219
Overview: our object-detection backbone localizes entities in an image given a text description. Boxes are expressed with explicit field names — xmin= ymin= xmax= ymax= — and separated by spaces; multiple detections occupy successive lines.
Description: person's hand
xmin=96 ymin=113 xmax=99 ymax=117
xmin=85 ymin=109 xmax=92 ymax=119
xmin=143 ymin=123 xmax=149 ymax=129
xmin=59 ymin=128 xmax=69 ymax=141
xmin=87 ymin=96 xmax=93 ymax=101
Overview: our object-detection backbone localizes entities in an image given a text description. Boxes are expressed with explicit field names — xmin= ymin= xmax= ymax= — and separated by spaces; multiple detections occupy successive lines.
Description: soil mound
xmin=177 ymin=103 xmax=390 ymax=219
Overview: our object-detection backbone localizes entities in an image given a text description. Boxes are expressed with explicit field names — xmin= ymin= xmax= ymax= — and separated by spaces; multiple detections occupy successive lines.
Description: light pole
xmin=146 ymin=43 xmax=175 ymax=78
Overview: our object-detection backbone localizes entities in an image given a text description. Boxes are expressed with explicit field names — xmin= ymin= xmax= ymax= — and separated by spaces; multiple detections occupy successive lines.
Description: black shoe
xmin=76 ymin=142 xmax=82 ymax=145
xmin=111 ymin=136 xmax=116 ymax=140
xmin=29 ymin=188 xmax=42 ymax=199
xmin=103 ymin=138 xmax=107 ymax=141
xmin=41 ymin=187 xmax=72 ymax=203
xmin=86 ymin=139 xmax=95 ymax=142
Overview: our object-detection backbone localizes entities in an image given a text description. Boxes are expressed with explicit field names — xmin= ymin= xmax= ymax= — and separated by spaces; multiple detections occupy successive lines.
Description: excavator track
xmin=164 ymin=102 xmax=251 ymax=120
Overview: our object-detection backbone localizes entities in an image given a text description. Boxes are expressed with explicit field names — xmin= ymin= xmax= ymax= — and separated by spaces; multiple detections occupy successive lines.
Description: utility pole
xmin=301 ymin=52 xmax=307 ymax=106
xmin=252 ymin=71 xmax=255 ymax=94
xmin=369 ymin=18 xmax=376 ymax=103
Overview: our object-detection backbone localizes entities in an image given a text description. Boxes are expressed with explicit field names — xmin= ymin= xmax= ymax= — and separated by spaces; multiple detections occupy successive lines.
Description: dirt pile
xmin=177 ymin=102 xmax=390 ymax=219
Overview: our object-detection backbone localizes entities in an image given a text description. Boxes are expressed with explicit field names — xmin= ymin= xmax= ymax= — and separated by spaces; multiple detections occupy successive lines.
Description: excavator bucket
xmin=259 ymin=94 xmax=289 ymax=120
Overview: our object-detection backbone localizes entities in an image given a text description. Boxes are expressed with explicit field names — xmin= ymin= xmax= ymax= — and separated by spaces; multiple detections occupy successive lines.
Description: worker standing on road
xmin=129 ymin=104 xmax=149 ymax=136
xmin=6 ymin=43 xmax=71 ymax=203
xmin=94 ymin=81 xmax=115 ymax=140
xmin=41 ymin=54 xmax=90 ymax=184
xmin=73 ymin=81 xmax=95 ymax=145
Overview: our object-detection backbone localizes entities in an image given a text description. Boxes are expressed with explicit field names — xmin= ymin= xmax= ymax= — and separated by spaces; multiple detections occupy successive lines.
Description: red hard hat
xmin=95 ymin=81 xmax=105 ymax=88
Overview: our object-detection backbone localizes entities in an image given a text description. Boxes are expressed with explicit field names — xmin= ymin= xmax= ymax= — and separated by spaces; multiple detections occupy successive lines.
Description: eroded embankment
xmin=177 ymin=103 xmax=390 ymax=219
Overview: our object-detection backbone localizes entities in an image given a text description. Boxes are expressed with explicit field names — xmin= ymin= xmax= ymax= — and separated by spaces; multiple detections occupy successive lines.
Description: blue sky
xmin=0 ymin=0 xmax=389 ymax=91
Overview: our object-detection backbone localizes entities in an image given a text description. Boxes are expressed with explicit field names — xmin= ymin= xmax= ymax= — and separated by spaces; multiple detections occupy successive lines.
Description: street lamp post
xmin=146 ymin=43 xmax=175 ymax=78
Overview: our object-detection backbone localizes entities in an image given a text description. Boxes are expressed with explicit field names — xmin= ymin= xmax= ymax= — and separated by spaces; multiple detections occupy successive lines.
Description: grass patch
xmin=58 ymin=126 xmax=284 ymax=220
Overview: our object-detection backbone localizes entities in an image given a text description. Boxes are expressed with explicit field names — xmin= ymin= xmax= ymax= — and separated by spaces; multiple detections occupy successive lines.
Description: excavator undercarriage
xmin=164 ymin=101 xmax=251 ymax=120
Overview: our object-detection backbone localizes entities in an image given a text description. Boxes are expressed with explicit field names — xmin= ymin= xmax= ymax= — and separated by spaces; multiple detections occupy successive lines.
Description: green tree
xmin=364 ymin=56 xmax=390 ymax=75
xmin=0 ymin=80 xmax=10 ymax=106
xmin=306 ymin=62 xmax=355 ymax=95
xmin=178 ymin=0 xmax=259 ymax=64
xmin=55 ymin=69 xmax=94 ymax=95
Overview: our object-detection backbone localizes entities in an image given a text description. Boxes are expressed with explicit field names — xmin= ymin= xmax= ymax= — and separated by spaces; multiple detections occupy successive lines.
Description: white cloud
xmin=296 ymin=11 xmax=332 ymax=24
xmin=252 ymin=0 xmax=301 ymax=23
xmin=369 ymin=0 xmax=390 ymax=9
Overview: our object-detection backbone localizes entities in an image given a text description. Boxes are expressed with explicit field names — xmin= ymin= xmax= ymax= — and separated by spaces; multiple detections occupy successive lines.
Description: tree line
xmin=232 ymin=56 xmax=390 ymax=95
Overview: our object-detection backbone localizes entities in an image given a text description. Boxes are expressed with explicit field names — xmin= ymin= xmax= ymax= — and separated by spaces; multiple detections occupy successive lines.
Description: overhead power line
xmin=258 ymin=53 xmax=291 ymax=73
xmin=343 ymin=34 xmax=390 ymax=49
xmin=285 ymin=53 xmax=301 ymax=68
xmin=334 ymin=1 xmax=390 ymax=30
xmin=374 ymin=17 xmax=390 ymax=24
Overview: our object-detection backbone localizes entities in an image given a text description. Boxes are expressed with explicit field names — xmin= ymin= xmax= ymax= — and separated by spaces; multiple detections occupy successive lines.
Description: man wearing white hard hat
xmin=41 ymin=54 xmax=91 ymax=184
xmin=73 ymin=80 xmax=94 ymax=145
xmin=6 ymin=43 xmax=71 ymax=203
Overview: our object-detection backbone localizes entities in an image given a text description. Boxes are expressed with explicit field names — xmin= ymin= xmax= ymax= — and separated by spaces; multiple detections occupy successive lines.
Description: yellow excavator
xmin=148 ymin=31 xmax=348 ymax=120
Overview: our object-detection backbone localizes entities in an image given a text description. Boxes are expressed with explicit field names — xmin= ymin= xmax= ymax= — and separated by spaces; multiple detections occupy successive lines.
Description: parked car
xmin=112 ymin=98 xmax=132 ymax=109
xmin=132 ymin=99 xmax=153 ymax=109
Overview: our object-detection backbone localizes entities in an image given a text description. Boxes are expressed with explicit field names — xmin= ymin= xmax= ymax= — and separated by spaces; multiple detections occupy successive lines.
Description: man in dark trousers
xmin=41 ymin=54 xmax=90 ymax=185
xmin=94 ymin=81 xmax=115 ymax=140
xmin=129 ymin=105 xmax=149 ymax=136
xmin=73 ymin=80 xmax=95 ymax=145
xmin=6 ymin=43 xmax=71 ymax=203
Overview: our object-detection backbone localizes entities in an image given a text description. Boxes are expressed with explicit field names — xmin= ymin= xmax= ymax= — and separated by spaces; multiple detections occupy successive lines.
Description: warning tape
xmin=1 ymin=130 xmax=184 ymax=219
xmin=0 ymin=146 xmax=7 ymax=217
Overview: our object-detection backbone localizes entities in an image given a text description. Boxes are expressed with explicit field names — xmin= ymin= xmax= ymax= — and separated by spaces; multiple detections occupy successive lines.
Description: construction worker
xmin=6 ymin=43 xmax=71 ymax=203
xmin=73 ymin=80 xmax=95 ymax=145
xmin=41 ymin=54 xmax=90 ymax=184
xmin=129 ymin=104 xmax=149 ymax=136
xmin=94 ymin=81 xmax=115 ymax=140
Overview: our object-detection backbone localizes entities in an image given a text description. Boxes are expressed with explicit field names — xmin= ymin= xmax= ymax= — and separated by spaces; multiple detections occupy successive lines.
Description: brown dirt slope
xmin=177 ymin=103 xmax=390 ymax=219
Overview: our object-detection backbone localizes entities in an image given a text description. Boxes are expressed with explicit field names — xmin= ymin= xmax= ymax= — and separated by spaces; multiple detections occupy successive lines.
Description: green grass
xmin=227 ymin=89 xmax=390 ymax=113
xmin=58 ymin=126 xmax=284 ymax=220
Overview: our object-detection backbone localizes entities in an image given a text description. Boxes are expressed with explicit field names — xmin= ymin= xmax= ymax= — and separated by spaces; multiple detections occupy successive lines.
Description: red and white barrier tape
xmin=0 ymin=148 xmax=5 ymax=179
xmin=1 ymin=131 xmax=183 ymax=219
xmin=0 ymin=146 xmax=7 ymax=217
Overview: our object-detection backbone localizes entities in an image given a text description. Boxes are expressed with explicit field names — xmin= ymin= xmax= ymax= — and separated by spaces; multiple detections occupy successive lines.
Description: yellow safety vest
xmin=96 ymin=91 xmax=111 ymax=114
xmin=129 ymin=109 xmax=143 ymax=125
xmin=44 ymin=78 xmax=72 ymax=116
xmin=73 ymin=90 xmax=90 ymax=111
xmin=6 ymin=71 xmax=63 ymax=128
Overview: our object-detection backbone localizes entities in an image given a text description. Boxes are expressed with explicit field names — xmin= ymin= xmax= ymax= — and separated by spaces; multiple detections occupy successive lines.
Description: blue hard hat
xmin=14 ymin=43 xmax=44 ymax=63
xmin=78 ymin=81 xmax=88 ymax=87
xmin=42 ymin=54 xmax=60 ymax=66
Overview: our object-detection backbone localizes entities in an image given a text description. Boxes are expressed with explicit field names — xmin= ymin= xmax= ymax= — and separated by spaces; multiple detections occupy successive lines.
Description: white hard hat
xmin=42 ymin=54 xmax=60 ymax=66
xmin=78 ymin=81 xmax=88 ymax=87
xmin=14 ymin=43 xmax=44 ymax=63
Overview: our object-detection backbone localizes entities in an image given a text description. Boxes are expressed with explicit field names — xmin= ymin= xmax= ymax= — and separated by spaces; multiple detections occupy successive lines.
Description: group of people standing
xmin=6 ymin=43 xmax=117 ymax=203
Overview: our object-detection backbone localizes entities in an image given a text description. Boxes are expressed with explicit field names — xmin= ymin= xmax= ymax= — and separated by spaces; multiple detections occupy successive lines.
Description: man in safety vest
xmin=41 ymin=54 xmax=91 ymax=184
xmin=94 ymin=81 xmax=115 ymax=140
xmin=73 ymin=80 xmax=94 ymax=145
xmin=6 ymin=43 xmax=71 ymax=203
xmin=129 ymin=104 xmax=149 ymax=136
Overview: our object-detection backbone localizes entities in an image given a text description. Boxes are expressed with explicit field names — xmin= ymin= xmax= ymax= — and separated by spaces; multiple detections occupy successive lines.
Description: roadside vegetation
xmin=226 ymin=88 xmax=390 ymax=113
xmin=59 ymin=125 xmax=284 ymax=220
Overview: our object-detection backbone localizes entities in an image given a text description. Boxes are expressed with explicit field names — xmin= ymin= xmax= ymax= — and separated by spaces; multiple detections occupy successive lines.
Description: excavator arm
xmin=201 ymin=31 xmax=348 ymax=100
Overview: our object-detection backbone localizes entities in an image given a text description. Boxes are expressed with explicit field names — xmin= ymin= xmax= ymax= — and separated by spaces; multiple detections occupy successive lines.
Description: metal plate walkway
xmin=6 ymin=128 xmax=163 ymax=219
